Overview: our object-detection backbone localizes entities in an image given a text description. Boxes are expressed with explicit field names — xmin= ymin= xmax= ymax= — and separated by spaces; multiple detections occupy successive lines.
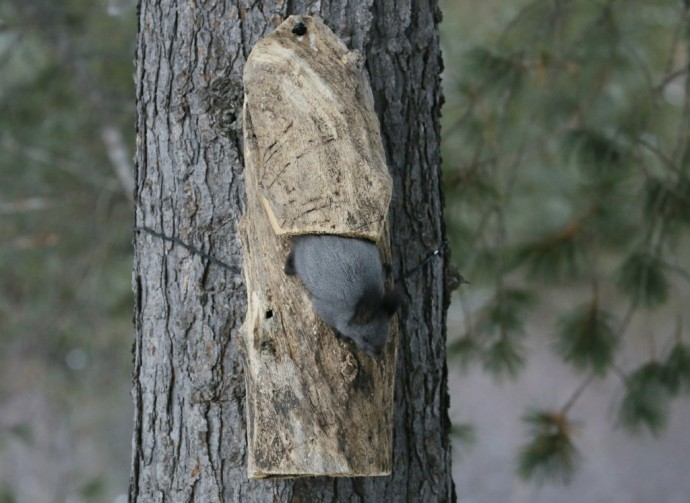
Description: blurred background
xmin=1 ymin=0 xmax=689 ymax=502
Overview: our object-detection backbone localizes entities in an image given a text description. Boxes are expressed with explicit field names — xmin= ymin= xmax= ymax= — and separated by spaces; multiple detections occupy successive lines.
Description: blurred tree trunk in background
xmin=130 ymin=1 xmax=453 ymax=501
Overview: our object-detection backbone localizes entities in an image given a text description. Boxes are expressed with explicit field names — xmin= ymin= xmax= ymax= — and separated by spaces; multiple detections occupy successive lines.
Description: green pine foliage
xmin=617 ymin=362 xmax=669 ymax=436
xmin=450 ymin=422 xmax=477 ymax=461
xmin=661 ymin=342 xmax=690 ymax=396
xmin=516 ymin=410 xmax=581 ymax=485
xmin=463 ymin=47 xmax=526 ymax=98
xmin=554 ymin=297 xmax=618 ymax=376
xmin=616 ymin=252 xmax=670 ymax=308
xmin=644 ymin=175 xmax=690 ymax=225
xmin=453 ymin=288 xmax=534 ymax=379
xmin=475 ymin=288 xmax=535 ymax=337
xmin=514 ymin=224 xmax=585 ymax=281
xmin=0 ymin=486 xmax=16 ymax=503
xmin=447 ymin=335 xmax=481 ymax=366
xmin=482 ymin=337 xmax=526 ymax=379
xmin=443 ymin=0 xmax=690 ymax=486
xmin=562 ymin=128 xmax=627 ymax=181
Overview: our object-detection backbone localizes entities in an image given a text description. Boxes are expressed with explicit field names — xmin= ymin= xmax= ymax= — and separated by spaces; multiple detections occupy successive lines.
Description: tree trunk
xmin=130 ymin=0 xmax=453 ymax=501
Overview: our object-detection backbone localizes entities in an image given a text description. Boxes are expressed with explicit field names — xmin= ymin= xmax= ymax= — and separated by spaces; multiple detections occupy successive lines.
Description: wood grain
xmin=239 ymin=15 xmax=397 ymax=479
xmin=243 ymin=15 xmax=392 ymax=240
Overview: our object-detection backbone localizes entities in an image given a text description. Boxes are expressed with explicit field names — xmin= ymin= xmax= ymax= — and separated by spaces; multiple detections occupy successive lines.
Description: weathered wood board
xmin=239 ymin=15 xmax=397 ymax=478
xmin=242 ymin=15 xmax=392 ymax=240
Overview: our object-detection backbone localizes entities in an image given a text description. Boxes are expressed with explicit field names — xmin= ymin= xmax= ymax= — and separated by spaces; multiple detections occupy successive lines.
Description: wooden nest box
xmin=239 ymin=15 xmax=397 ymax=479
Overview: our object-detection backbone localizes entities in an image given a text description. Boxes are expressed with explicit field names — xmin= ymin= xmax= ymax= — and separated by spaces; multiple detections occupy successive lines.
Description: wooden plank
xmin=239 ymin=15 xmax=397 ymax=479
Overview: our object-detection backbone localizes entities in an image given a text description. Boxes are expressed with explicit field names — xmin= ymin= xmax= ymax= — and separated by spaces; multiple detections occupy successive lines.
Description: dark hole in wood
xmin=265 ymin=309 xmax=273 ymax=319
xmin=292 ymin=22 xmax=307 ymax=36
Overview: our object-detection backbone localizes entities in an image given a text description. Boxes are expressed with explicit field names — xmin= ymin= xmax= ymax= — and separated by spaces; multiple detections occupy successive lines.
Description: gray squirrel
xmin=284 ymin=234 xmax=400 ymax=356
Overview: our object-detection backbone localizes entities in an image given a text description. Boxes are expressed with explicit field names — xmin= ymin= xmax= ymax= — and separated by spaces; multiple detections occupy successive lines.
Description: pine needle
xmin=516 ymin=410 xmax=581 ymax=485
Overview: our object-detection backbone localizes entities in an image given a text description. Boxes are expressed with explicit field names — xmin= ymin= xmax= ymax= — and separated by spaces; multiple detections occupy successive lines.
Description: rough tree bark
xmin=131 ymin=0 xmax=452 ymax=501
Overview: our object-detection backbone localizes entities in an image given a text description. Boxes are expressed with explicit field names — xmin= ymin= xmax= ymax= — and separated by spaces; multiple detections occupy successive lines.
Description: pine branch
xmin=560 ymin=374 xmax=595 ymax=415
xmin=654 ymin=67 xmax=689 ymax=94
xmin=516 ymin=409 xmax=581 ymax=485
xmin=554 ymin=294 xmax=618 ymax=375
xmin=617 ymin=362 xmax=670 ymax=436
xmin=636 ymin=136 xmax=682 ymax=175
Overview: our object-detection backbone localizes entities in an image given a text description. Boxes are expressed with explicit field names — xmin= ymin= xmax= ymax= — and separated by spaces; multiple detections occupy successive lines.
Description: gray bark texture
xmin=131 ymin=0 xmax=453 ymax=501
